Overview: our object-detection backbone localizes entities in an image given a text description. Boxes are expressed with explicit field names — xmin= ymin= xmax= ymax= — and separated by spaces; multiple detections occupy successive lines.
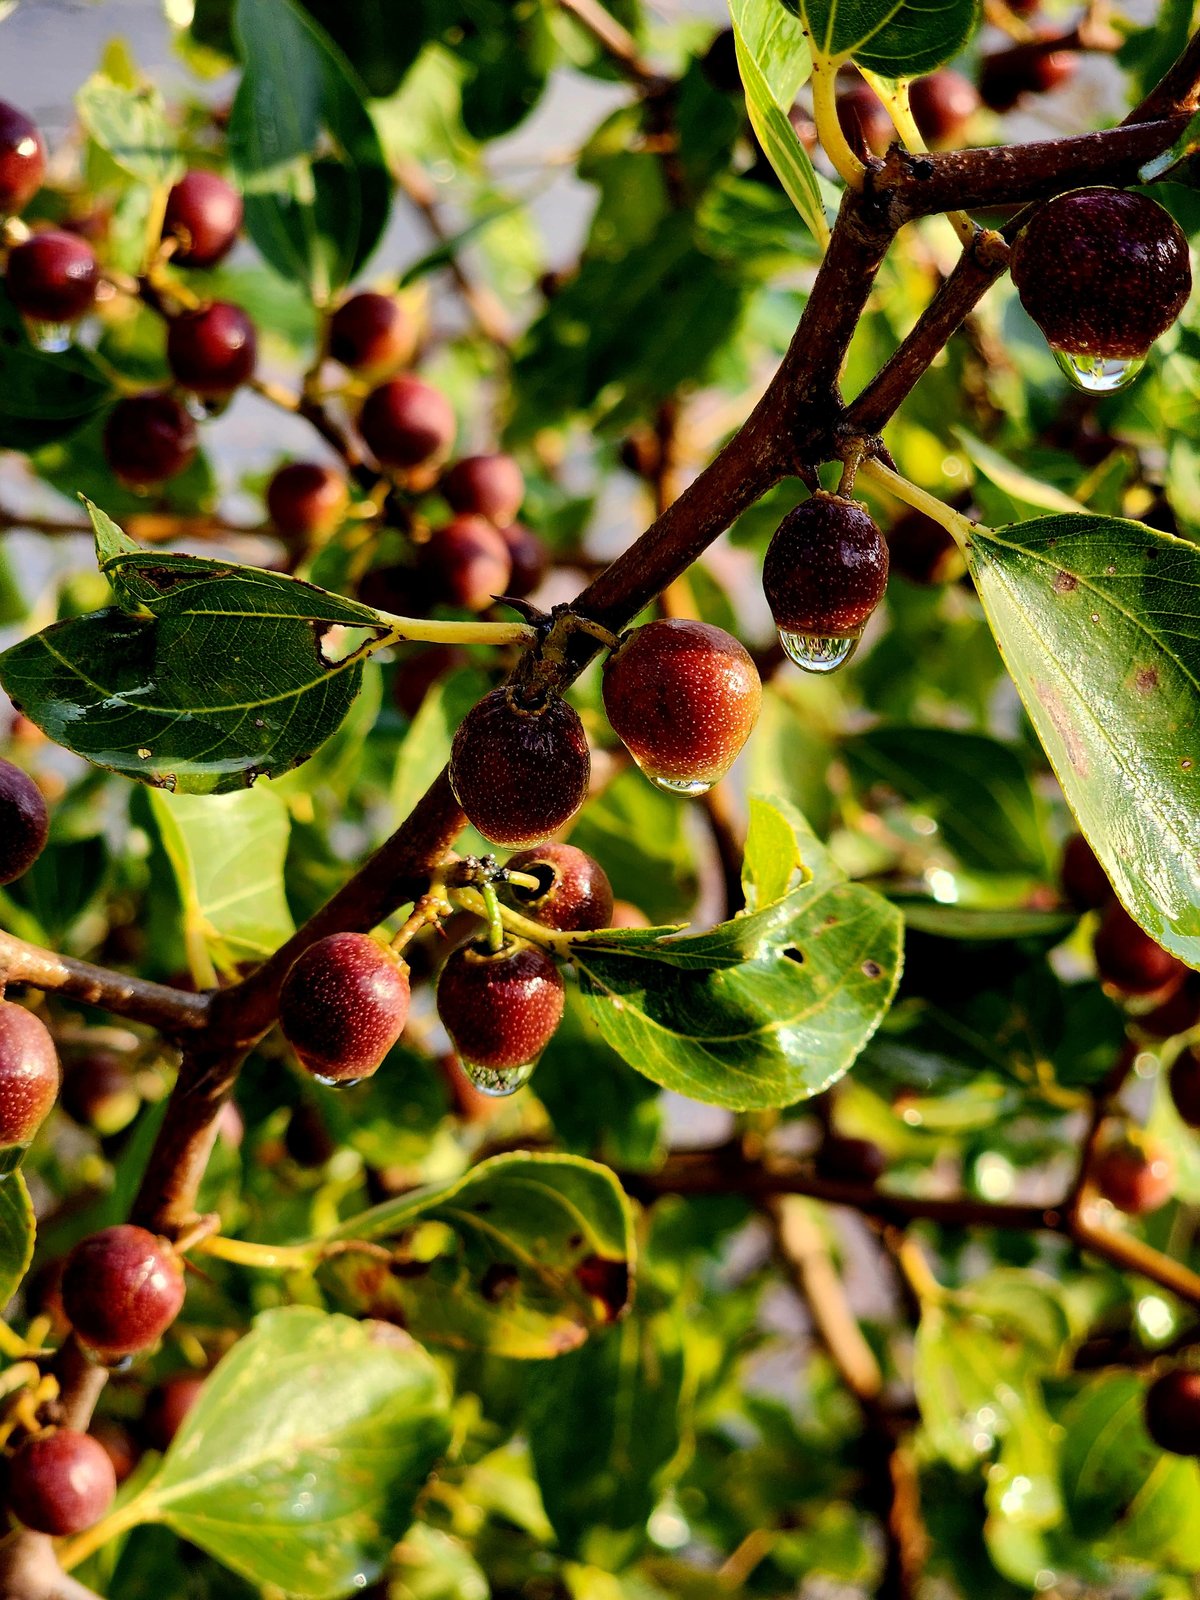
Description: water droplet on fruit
xmin=1053 ymin=348 xmax=1145 ymax=394
xmin=29 ymin=321 xmax=71 ymax=353
xmin=462 ymin=1058 xmax=537 ymax=1097
xmin=312 ymin=1073 xmax=365 ymax=1090
xmin=777 ymin=629 xmax=861 ymax=673
xmin=637 ymin=763 xmax=713 ymax=797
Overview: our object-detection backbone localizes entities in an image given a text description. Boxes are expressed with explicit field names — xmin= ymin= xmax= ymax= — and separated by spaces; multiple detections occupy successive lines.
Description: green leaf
xmin=318 ymin=1153 xmax=635 ymax=1358
xmin=0 ymin=504 xmax=387 ymax=794
xmin=0 ymin=1172 xmax=35 ymax=1310
xmin=569 ymin=796 xmax=902 ymax=1110
xmin=0 ymin=286 xmax=115 ymax=451
xmin=229 ymin=0 xmax=391 ymax=301
xmin=955 ymin=427 xmax=1084 ymax=518
xmin=568 ymin=766 xmax=699 ymax=927
xmin=786 ymin=0 xmax=981 ymax=75
xmin=967 ymin=513 xmax=1200 ymax=966
xmin=132 ymin=1307 xmax=450 ymax=1598
xmin=76 ymin=74 xmax=183 ymax=187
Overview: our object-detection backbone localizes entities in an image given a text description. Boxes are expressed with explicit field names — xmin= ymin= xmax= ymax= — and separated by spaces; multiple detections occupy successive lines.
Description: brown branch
xmin=556 ymin=0 xmax=662 ymax=86
xmin=0 ymin=508 xmax=260 ymax=544
xmin=394 ymin=160 xmax=515 ymax=349
xmin=0 ymin=931 xmax=210 ymax=1034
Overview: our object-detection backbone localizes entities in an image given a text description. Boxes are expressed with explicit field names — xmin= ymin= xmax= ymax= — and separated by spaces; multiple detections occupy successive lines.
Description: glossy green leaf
xmin=319 ymin=1153 xmax=635 ymax=1358
xmin=785 ymin=0 xmax=981 ymax=75
xmin=0 ymin=1172 xmax=34 ymax=1309
xmin=0 ymin=286 xmax=115 ymax=451
xmin=968 ymin=513 xmax=1200 ymax=966
xmin=76 ymin=74 xmax=183 ymax=187
xmin=229 ymin=0 xmax=390 ymax=301
xmin=570 ymin=796 xmax=903 ymax=1110
xmin=130 ymin=1307 xmax=450 ymax=1598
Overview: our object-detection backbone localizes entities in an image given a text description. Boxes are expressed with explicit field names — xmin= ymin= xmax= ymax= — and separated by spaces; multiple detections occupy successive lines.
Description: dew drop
xmin=636 ymin=760 xmax=712 ymax=797
xmin=778 ymin=629 xmax=861 ymax=674
xmin=462 ymin=1058 xmax=537 ymax=1097
xmin=1053 ymin=348 xmax=1145 ymax=394
xmin=313 ymin=1073 xmax=365 ymax=1090
xmin=29 ymin=321 xmax=72 ymax=353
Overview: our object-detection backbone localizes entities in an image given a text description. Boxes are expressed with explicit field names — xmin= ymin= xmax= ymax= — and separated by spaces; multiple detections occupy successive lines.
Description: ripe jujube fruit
xmin=142 ymin=1374 xmax=205 ymax=1452
xmin=421 ymin=516 xmax=512 ymax=612
xmin=360 ymin=376 xmax=456 ymax=470
xmin=0 ymin=101 xmax=45 ymax=215
xmin=61 ymin=1050 xmax=140 ymax=1136
xmin=166 ymin=301 xmax=257 ymax=396
xmin=1060 ymin=832 xmax=1112 ymax=912
xmin=90 ymin=1419 xmax=139 ymax=1484
xmin=764 ymin=494 xmax=889 ymax=670
xmin=908 ymin=70 xmax=979 ymax=148
xmin=329 ymin=290 xmax=409 ymax=373
xmin=0 ymin=756 xmax=49 ymax=883
xmin=602 ymin=619 xmax=761 ymax=796
xmin=103 ymin=392 xmax=197 ymax=487
xmin=1145 ymin=1368 xmax=1200 ymax=1456
xmin=450 ymin=687 xmax=591 ymax=846
xmin=1093 ymin=1136 xmax=1175 ymax=1215
xmin=61 ymin=1224 xmax=186 ymax=1360
xmin=441 ymin=454 xmax=525 ymax=526
xmin=5 ymin=229 xmax=99 ymax=324
xmin=1093 ymin=901 xmax=1185 ymax=997
xmin=814 ymin=1134 xmax=887 ymax=1185
xmin=279 ymin=933 xmax=410 ymax=1085
xmin=499 ymin=522 xmax=548 ymax=599
xmin=978 ymin=31 xmax=1078 ymax=112
xmin=391 ymin=644 xmax=468 ymax=719
xmin=266 ymin=462 xmax=349 ymax=542
xmin=503 ymin=843 xmax=614 ymax=932
xmin=887 ymin=506 xmax=959 ymax=586
xmin=1170 ymin=1048 xmax=1200 ymax=1128
xmin=1139 ymin=978 xmax=1200 ymax=1040
xmin=436 ymin=937 xmax=565 ymax=1094
xmin=0 ymin=1002 xmax=60 ymax=1156
xmin=836 ymin=82 xmax=893 ymax=160
xmin=162 ymin=170 xmax=242 ymax=267
xmin=1011 ymin=190 xmax=1191 ymax=385
xmin=7 ymin=1430 xmax=117 ymax=1536
xmin=610 ymin=899 xmax=651 ymax=929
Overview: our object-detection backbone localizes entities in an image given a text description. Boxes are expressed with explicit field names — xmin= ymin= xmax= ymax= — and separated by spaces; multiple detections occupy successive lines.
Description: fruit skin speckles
xmin=437 ymin=938 xmax=565 ymax=1070
xmin=503 ymin=843 xmax=614 ymax=932
xmin=450 ymin=688 xmax=591 ymax=846
xmin=61 ymin=1224 xmax=186 ymax=1360
xmin=0 ymin=1002 xmax=60 ymax=1153
xmin=279 ymin=932 xmax=411 ymax=1083
xmin=763 ymin=492 xmax=890 ymax=639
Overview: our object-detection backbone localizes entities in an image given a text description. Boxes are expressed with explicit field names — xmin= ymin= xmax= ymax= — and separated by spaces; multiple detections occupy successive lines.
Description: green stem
xmin=857 ymin=456 xmax=983 ymax=551
xmin=451 ymin=886 xmax=574 ymax=957
xmin=479 ymin=882 xmax=506 ymax=954
xmin=59 ymin=1496 xmax=156 ymax=1572
xmin=376 ymin=614 xmax=537 ymax=648
xmin=194 ymin=1235 xmax=317 ymax=1272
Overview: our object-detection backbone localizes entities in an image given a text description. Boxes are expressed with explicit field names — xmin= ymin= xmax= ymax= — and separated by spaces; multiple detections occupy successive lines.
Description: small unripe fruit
xmin=103 ymin=392 xmax=197 ymax=487
xmin=908 ymin=70 xmax=979 ymax=147
xmin=764 ymin=493 xmax=890 ymax=658
xmin=978 ymin=31 xmax=1078 ymax=112
xmin=1093 ymin=1137 xmax=1175 ymax=1215
xmin=1145 ymin=1368 xmax=1200 ymax=1456
xmin=162 ymin=170 xmax=243 ymax=267
xmin=279 ymin=932 xmax=410 ymax=1085
xmin=814 ymin=1134 xmax=887 ymax=1185
xmin=421 ymin=516 xmax=512 ymax=612
xmin=1011 ymin=190 xmax=1191 ymax=368
xmin=166 ymin=301 xmax=257 ymax=395
xmin=266 ymin=462 xmax=350 ymax=542
xmin=504 ymin=843 xmax=614 ymax=932
xmin=603 ymin=619 xmax=761 ymax=795
xmin=441 ymin=454 xmax=525 ymax=526
xmin=0 ymin=1002 xmax=60 ymax=1154
xmin=61 ymin=1224 xmax=186 ymax=1360
xmin=450 ymin=687 xmax=591 ymax=846
xmin=7 ymin=1430 xmax=117 ymax=1536
xmin=1093 ymin=902 xmax=1186 ymax=997
xmin=5 ymin=230 xmax=99 ymax=324
xmin=0 ymin=757 xmax=49 ymax=884
xmin=60 ymin=1051 xmax=140 ymax=1136
xmin=1060 ymin=833 xmax=1112 ymax=912
xmin=436 ymin=937 xmax=565 ymax=1092
xmin=499 ymin=523 xmax=548 ymax=599
xmin=329 ymin=291 xmax=409 ymax=373
xmin=887 ymin=506 xmax=959 ymax=586
xmin=142 ymin=1374 xmax=205 ymax=1452
xmin=360 ymin=376 xmax=456 ymax=470
xmin=0 ymin=102 xmax=46 ymax=216
xmin=836 ymin=82 xmax=893 ymax=160
xmin=1170 ymin=1049 xmax=1200 ymax=1128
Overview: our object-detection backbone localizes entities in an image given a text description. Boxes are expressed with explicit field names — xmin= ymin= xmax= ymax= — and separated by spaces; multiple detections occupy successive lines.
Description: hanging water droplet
xmin=634 ymin=758 xmax=712 ymax=797
xmin=1053 ymin=348 xmax=1145 ymax=394
xmin=462 ymin=1058 xmax=537 ymax=1097
xmin=778 ymin=629 xmax=861 ymax=673
xmin=313 ymin=1073 xmax=365 ymax=1090
xmin=29 ymin=321 xmax=72 ymax=353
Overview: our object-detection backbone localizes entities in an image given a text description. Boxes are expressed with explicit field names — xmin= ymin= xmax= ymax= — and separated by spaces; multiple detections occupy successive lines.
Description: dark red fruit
xmin=391 ymin=644 xmax=468 ymax=719
xmin=1093 ymin=1137 xmax=1174 ymax=1215
xmin=450 ymin=687 xmax=591 ymax=846
xmin=836 ymin=82 xmax=894 ymax=160
xmin=266 ymin=462 xmax=349 ymax=542
xmin=887 ymin=506 xmax=959 ymax=586
xmin=1093 ymin=902 xmax=1186 ymax=997
xmin=103 ymin=392 xmax=197 ymax=487
xmin=1170 ymin=1049 xmax=1200 ymax=1128
xmin=166 ymin=301 xmax=257 ymax=395
xmin=421 ymin=516 xmax=512 ymax=612
xmin=0 ymin=757 xmax=49 ymax=884
xmin=61 ymin=1051 xmax=140 ymax=1136
xmin=90 ymin=1419 xmax=139 ymax=1484
xmin=279 ymin=932 xmax=410 ymax=1084
xmin=0 ymin=1002 xmax=59 ymax=1153
xmin=1139 ymin=979 xmax=1200 ymax=1040
xmin=7 ymin=1430 xmax=116 ymax=1536
xmin=909 ymin=70 xmax=979 ymax=148
xmin=436 ymin=937 xmax=565 ymax=1071
xmin=1145 ymin=1368 xmax=1200 ymax=1456
xmin=61 ymin=1224 xmax=186 ymax=1360
xmin=814 ymin=1135 xmax=887 ymax=1185
xmin=5 ymin=230 xmax=98 ymax=324
xmin=979 ymin=32 xmax=1078 ymax=111
xmin=603 ymin=619 xmax=761 ymax=794
xmin=0 ymin=102 xmax=45 ymax=216
xmin=504 ymin=843 xmax=614 ymax=932
xmin=1061 ymin=833 xmax=1112 ymax=912
xmin=1011 ymin=189 xmax=1191 ymax=364
xmin=360 ymin=376 xmax=455 ymax=470
xmin=441 ymin=454 xmax=525 ymax=526
xmin=701 ymin=27 xmax=742 ymax=95
xmin=284 ymin=1102 xmax=336 ymax=1168
xmin=162 ymin=170 xmax=242 ymax=268
xmin=142 ymin=1374 xmax=205 ymax=1452
xmin=329 ymin=291 xmax=409 ymax=373
xmin=764 ymin=493 xmax=890 ymax=641
xmin=499 ymin=523 xmax=548 ymax=599
xmin=610 ymin=900 xmax=651 ymax=929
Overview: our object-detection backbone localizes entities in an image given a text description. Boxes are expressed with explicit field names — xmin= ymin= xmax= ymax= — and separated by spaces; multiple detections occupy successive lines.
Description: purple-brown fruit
xmin=279 ymin=932 xmax=410 ymax=1084
xmin=103 ymin=392 xmax=197 ymax=487
xmin=1145 ymin=1368 xmax=1200 ymax=1456
xmin=142 ymin=1374 xmax=205 ymax=1452
xmin=1011 ymin=189 xmax=1191 ymax=363
xmin=909 ymin=70 xmax=979 ymax=147
xmin=5 ymin=230 xmax=98 ymax=324
xmin=814 ymin=1134 xmax=887 ymax=1185
xmin=1170 ymin=1048 xmax=1200 ymax=1129
xmin=61 ymin=1050 xmax=139 ymax=1136
xmin=61 ymin=1225 xmax=186 ymax=1360
xmin=421 ymin=516 xmax=512 ymax=612
xmin=602 ymin=619 xmax=761 ymax=795
xmin=764 ymin=493 xmax=889 ymax=647
xmin=7 ymin=1431 xmax=117 ymax=1536
xmin=499 ymin=522 xmax=548 ymax=599
xmin=0 ymin=757 xmax=49 ymax=884
xmin=0 ymin=1002 xmax=59 ymax=1153
xmin=1093 ymin=1137 xmax=1175 ymax=1215
xmin=1060 ymin=833 xmax=1112 ymax=912
xmin=450 ymin=687 xmax=591 ymax=846
xmin=391 ymin=644 xmax=468 ymax=719
xmin=329 ymin=291 xmax=409 ymax=373
xmin=978 ymin=30 xmax=1078 ymax=112
xmin=887 ymin=506 xmax=959 ymax=586
xmin=504 ymin=843 xmax=614 ymax=932
xmin=1139 ymin=978 xmax=1200 ymax=1040
xmin=266 ymin=462 xmax=350 ymax=541
xmin=441 ymin=454 xmax=525 ymax=526
xmin=360 ymin=376 xmax=456 ymax=470
xmin=0 ymin=102 xmax=45 ymax=216
xmin=166 ymin=301 xmax=257 ymax=395
xmin=162 ymin=170 xmax=242 ymax=267
xmin=437 ymin=937 xmax=565 ymax=1080
xmin=1093 ymin=901 xmax=1186 ymax=997
xmin=836 ymin=82 xmax=894 ymax=160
